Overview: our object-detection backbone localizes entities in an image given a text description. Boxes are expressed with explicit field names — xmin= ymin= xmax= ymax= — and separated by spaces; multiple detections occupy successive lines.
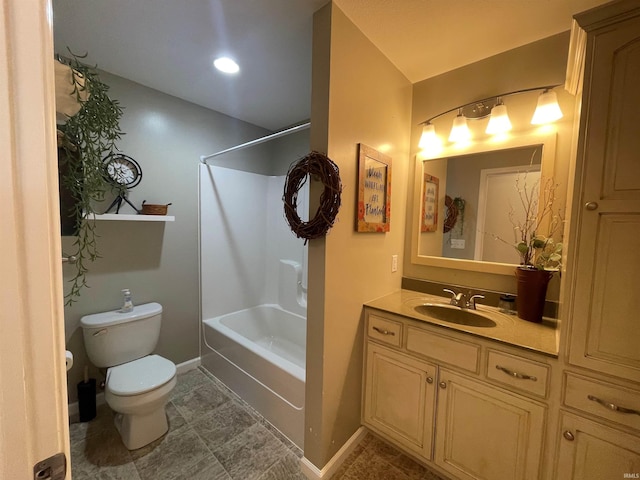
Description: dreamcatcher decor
xmin=283 ymin=151 xmax=342 ymax=243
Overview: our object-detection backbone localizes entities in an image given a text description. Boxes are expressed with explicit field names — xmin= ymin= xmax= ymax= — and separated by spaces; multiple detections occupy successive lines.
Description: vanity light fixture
xmin=418 ymin=85 xmax=563 ymax=152
xmin=485 ymin=98 xmax=512 ymax=135
xmin=214 ymin=56 xmax=240 ymax=74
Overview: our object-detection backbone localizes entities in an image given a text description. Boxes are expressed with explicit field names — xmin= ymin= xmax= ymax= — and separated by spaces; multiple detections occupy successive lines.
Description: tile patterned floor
xmin=69 ymin=367 xmax=450 ymax=480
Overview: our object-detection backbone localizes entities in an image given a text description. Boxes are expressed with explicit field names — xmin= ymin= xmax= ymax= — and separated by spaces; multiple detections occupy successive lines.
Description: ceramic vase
xmin=515 ymin=267 xmax=553 ymax=323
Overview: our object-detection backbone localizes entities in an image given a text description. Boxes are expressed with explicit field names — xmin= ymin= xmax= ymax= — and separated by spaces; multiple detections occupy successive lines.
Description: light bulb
xmin=214 ymin=57 xmax=240 ymax=74
xmin=449 ymin=114 xmax=471 ymax=143
xmin=486 ymin=103 xmax=512 ymax=135
xmin=531 ymin=89 xmax=563 ymax=125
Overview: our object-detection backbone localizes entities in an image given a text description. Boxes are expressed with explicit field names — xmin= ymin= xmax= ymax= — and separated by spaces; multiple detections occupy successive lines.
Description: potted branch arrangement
xmin=56 ymin=51 xmax=124 ymax=305
xmin=495 ymin=172 xmax=563 ymax=322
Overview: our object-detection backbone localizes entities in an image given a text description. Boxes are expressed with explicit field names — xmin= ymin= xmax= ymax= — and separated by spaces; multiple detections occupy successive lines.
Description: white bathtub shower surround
xmin=202 ymin=304 xmax=306 ymax=447
xmin=199 ymin=164 xmax=308 ymax=449
xmin=199 ymin=165 xmax=308 ymax=317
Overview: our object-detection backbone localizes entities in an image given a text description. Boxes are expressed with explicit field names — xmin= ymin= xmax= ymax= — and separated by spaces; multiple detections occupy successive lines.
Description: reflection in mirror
xmin=420 ymin=146 xmax=541 ymax=263
xmin=411 ymin=133 xmax=556 ymax=275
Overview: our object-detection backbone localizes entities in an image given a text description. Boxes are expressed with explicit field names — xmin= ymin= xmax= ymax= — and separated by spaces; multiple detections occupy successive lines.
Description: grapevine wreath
xmin=443 ymin=195 xmax=458 ymax=233
xmin=283 ymin=151 xmax=342 ymax=242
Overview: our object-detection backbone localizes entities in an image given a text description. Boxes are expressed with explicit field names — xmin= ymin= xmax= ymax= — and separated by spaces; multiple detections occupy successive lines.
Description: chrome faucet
xmin=443 ymin=288 xmax=485 ymax=310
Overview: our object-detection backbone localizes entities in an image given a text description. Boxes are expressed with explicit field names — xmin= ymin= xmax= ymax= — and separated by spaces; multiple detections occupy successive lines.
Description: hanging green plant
xmin=57 ymin=50 xmax=125 ymax=305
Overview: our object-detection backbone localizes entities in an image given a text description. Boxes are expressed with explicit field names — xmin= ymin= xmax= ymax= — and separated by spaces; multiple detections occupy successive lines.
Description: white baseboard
xmin=68 ymin=356 xmax=201 ymax=420
xmin=300 ymin=426 xmax=367 ymax=479
xmin=175 ymin=356 xmax=201 ymax=375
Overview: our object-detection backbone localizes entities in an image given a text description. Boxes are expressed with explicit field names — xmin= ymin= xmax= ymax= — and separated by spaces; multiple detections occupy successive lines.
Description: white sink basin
xmin=413 ymin=304 xmax=497 ymax=328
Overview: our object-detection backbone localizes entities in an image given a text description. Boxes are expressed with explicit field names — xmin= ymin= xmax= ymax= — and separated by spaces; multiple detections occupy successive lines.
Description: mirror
xmin=410 ymin=132 xmax=557 ymax=275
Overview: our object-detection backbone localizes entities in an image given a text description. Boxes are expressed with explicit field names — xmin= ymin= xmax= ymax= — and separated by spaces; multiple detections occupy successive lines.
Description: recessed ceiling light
xmin=214 ymin=57 xmax=240 ymax=74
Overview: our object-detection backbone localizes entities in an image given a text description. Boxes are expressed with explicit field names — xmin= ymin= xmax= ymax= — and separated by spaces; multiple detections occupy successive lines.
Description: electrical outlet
xmin=391 ymin=255 xmax=398 ymax=272
xmin=451 ymin=239 xmax=466 ymax=249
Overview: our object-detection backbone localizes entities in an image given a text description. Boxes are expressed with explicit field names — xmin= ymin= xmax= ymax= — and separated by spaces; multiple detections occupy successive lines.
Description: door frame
xmin=0 ymin=0 xmax=71 ymax=478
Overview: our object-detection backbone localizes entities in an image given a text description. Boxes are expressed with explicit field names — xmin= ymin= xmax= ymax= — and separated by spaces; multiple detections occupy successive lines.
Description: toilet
xmin=80 ymin=302 xmax=177 ymax=450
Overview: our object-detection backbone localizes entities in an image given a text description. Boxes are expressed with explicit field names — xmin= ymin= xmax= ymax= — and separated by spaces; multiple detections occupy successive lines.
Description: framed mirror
xmin=409 ymin=132 xmax=557 ymax=275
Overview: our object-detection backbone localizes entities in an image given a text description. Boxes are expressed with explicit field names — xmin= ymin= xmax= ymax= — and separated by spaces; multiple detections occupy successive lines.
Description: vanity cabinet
xmin=362 ymin=307 xmax=550 ymax=480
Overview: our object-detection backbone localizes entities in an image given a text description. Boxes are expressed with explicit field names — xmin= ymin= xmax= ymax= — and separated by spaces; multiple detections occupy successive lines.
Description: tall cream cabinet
xmin=558 ymin=1 xmax=640 ymax=478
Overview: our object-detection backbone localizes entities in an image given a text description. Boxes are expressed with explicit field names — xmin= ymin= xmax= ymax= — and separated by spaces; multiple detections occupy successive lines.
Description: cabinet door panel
xmin=569 ymin=13 xmax=640 ymax=382
xmin=555 ymin=412 xmax=640 ymax=480
xmin=364 ymin=343 xmax=436 ymax=459
xmin=435 ymin=369 xmax=545 ymax=480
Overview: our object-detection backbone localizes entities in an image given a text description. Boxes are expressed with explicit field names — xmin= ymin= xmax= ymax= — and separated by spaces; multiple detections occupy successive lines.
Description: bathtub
xmin=201 ymin=304 xmax=306 ymax=448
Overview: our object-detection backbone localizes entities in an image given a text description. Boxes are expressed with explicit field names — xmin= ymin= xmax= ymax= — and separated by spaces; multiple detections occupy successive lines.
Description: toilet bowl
xmin=105 ymin=354 xmax=177 ymax=450
xmin=80 ymin=303 xmax=177 ymax=450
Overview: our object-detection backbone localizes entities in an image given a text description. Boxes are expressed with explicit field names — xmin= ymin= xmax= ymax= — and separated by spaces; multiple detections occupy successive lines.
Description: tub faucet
xmin=443 ymin=289 xmax=485 ymax=310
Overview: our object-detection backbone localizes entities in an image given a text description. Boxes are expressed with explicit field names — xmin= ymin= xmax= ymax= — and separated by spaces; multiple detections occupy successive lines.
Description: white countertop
xmin=365 ymin=289 xmax=558 ymax=357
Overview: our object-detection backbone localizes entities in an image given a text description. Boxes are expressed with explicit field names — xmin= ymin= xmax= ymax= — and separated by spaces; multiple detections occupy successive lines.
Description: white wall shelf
xmin=90 ymin=213 xmax=175 ymax=222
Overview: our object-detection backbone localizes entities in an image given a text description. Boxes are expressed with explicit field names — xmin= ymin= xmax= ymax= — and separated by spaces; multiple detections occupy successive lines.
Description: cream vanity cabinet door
xmin=555 ymin=412 xmax=640 ymax=480
xmin=363 ymin=343 xmax=437 ymax=460
xmin=568 ymin=7 xmax=640 ymax=382
xmin=434 ymin=369 xmax=546 ymax=480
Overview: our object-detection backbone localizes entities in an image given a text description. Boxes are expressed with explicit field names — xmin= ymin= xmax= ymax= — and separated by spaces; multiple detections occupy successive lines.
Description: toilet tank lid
xmin=80 ymin=302 xmax=162 ymax=329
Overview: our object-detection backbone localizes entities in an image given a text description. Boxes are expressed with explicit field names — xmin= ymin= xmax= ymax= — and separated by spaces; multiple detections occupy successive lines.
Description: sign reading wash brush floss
xmin=357 ymin=143 xmax=391 ymax=232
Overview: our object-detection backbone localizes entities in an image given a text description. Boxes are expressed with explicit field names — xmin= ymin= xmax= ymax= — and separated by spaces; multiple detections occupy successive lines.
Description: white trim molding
xmin=300 ymin=427 xmax=368 ymax=479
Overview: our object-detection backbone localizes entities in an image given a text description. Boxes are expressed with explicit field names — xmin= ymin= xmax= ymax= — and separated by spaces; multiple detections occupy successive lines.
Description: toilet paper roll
xmin=65 ymin=350 xmax=73 ymax=372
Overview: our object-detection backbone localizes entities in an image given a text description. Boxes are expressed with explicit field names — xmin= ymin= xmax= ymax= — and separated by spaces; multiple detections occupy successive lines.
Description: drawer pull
xmin=587 ymin=395 xmax=640 ymax=416
xmin=495 ymin=365 xmax=537 ymax=381
xmin=426 ymin=376 xmax=434 ymax=384
xmin=372 ymin=326 xmax=395 ymax=336
xmin=563 ymin=430 xmax=575 ymax=441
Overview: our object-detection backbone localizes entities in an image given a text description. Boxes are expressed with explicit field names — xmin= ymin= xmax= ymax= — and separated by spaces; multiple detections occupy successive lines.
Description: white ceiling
xmin=53 ymin=0 xmax=609 ymax=132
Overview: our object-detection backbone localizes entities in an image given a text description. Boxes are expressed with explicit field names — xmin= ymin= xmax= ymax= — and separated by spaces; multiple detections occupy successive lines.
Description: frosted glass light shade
xmin=448 ymin=114 xmax=471 ymax=143
xmin=531 ymin=89 xmax=563 ymax=125
xmin=486 ymin=103 xmax=512 ymax=135
xmin=419 ymin=123 xmax=437 ymax=148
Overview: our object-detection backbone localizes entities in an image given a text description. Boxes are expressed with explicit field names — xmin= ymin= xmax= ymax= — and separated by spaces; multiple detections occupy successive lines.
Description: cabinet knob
xmin=585 ymin=201 xmax=599 ymax=210
xmin=439 ymin=381 xmax=447 ymax=389
xmin=563 ymin=430 xmax=575 ymax=441
xmin=426 ymin=377 xmax=434 ymax=384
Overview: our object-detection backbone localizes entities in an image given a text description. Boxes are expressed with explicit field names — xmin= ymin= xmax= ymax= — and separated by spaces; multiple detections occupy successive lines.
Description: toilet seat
xmin=107 ymin=354 xmax=176 ymax=396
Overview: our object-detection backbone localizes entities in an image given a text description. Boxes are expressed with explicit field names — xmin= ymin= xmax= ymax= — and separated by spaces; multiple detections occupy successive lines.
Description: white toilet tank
xmin=81 ymin=302 xmax=163 ymax=368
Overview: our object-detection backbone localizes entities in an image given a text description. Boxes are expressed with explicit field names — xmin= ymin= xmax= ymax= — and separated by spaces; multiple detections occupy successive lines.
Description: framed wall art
xmin=357 ymin=144 xmax=391 ymax=232
xmin=421 ymin=174 xmax=438 ymax=232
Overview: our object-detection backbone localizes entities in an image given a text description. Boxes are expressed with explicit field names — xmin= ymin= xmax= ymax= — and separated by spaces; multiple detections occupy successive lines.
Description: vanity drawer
xmin=368 ymin=314 xmax=402 ymax=347
xmin=564 ymin=373 xmax=640 ymax=431
xmin=406 ymin=326 xmax=479 ymax=373
xmin=486 ymin=350 xmax=549 ymax=398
